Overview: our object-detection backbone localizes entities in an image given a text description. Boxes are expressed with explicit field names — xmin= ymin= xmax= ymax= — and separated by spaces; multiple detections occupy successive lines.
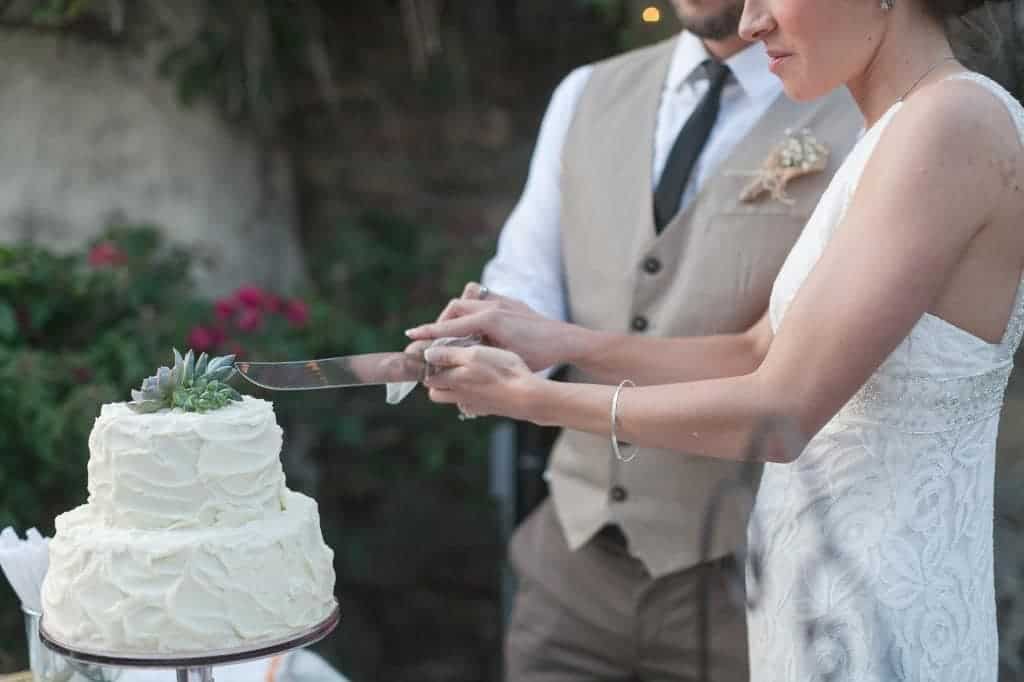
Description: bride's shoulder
xmin=875 ymin=73 xmax=1022 ymax=191
xmin=899 ymin=72 xmax=1022 ymax=156
xmin=850 ymin=72 xmax=1019 ymax=232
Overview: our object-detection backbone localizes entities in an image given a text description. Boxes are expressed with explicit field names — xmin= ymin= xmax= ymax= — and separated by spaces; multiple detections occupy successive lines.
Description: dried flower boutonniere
xmin=730 ymin=129 xmax=829 ymax=205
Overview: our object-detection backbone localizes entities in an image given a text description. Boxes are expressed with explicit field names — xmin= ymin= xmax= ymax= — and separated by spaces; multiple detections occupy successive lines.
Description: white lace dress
xmin=746 ymin=73 xmax=1024 ymax=682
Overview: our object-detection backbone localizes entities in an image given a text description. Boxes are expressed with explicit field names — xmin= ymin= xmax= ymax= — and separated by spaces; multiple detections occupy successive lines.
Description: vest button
xmin=642 ymin=256 xmax=662 ymax=275
xmin=631 ymin=316 xmax=649 ymax=332
xmin=610 ymin=485 xmax=628 ymax=503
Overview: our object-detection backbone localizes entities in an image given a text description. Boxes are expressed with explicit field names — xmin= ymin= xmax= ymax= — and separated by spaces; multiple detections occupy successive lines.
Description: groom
xmin=459 ymin=0 xmax=861 ymax=679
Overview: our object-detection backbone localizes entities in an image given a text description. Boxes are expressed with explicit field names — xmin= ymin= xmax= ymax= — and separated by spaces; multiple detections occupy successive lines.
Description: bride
xmin=407 ymin=0 xmax=1021 ymax=679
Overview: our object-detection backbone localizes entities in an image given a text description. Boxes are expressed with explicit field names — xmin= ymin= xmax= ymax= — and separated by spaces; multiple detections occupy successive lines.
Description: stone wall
xmin=0 ymin=29 xmax=305 ymax=296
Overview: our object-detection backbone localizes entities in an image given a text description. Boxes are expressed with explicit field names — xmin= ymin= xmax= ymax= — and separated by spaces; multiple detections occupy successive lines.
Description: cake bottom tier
xmin=41 ymin=490 xmax=336 ymax=654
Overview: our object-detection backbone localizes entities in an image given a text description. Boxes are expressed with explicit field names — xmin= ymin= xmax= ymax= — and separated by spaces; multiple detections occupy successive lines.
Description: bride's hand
xmin=421 ymin=343 xmax=541 ymax=423
xmin=405 ymin=282 xmax=575 ymax=371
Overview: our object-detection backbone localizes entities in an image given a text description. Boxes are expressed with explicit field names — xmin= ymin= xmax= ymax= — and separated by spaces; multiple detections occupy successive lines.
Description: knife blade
xmin=233 ymin=335 xmax=481 ymax=391
xmin=235 ymin=352 xmax=428 ymax=391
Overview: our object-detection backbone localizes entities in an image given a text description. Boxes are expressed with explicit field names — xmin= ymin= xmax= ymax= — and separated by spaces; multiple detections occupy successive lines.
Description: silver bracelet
xmin=610 ymin=379 xmax=638 ymax=463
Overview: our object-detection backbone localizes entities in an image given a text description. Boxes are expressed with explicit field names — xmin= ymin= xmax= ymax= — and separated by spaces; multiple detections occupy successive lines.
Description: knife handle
xmin=423 ymin=334 xmax=482 ymax=379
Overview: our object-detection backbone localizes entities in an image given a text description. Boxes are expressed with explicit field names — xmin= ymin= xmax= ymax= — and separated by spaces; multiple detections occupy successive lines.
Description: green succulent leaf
xmin=132 ymin=400 xmax=165 ymax=414
xmin=156 ymin=366 xmax=173 ymax=393
xmin=182 ymin=349 xmax=195 ymax=387
xmin=128 ymin=348 xmax=243 ymax=413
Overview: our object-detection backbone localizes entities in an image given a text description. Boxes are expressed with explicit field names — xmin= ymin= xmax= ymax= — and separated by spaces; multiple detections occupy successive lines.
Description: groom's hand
xmin=406 ymin=286 xmax=568 ymax=373
xmin=403 ymin=281 xmax=493 ymax=358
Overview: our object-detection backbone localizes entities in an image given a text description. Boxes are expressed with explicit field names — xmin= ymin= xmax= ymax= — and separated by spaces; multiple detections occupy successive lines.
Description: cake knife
xmin=234 ymin=335 xmax=481 ymax=391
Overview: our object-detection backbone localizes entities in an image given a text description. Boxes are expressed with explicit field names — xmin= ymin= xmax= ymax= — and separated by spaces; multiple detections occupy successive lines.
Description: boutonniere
xmin=729 ymin=129 xmax=829 ymax=205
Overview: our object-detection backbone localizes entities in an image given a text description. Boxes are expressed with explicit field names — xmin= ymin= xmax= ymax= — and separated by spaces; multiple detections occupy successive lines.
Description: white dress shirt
xmin=481 ymin=33 xmax=783 ymax=324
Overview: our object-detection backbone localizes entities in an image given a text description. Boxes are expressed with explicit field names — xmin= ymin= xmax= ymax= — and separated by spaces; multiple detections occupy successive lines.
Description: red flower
xmin=236 ymin=307 xmax=263 ymax=333
xmin=187 ymin=326 xmax=217 ymax=352
xmin=265 ymin=294 xmax=284 ymax=313
xmin=209 ymin=325 xmax=227 ymax=346
xmin=235 ymin=285 xmax=265 ymax=308
xmin=214 ymin=298 xmax=237 ymax=322
xmin=284 ymin=299 xmax=309 ymax=328
xmin=88 ymin=242 xmax=127 ymax=268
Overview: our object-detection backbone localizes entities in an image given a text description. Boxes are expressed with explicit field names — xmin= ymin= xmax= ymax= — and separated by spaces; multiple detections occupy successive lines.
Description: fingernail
xmin=405 ymin=328 xmax=419 ymax=338
xmin=424 ymin=348 xmax=438 ymax=362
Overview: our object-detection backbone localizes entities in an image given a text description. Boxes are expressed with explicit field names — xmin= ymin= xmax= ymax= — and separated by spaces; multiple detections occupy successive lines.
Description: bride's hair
xmin=926 ymin=0 xmax=1022 ymax=102
xmin=923 ymin=0 xmax=1012 ymax=18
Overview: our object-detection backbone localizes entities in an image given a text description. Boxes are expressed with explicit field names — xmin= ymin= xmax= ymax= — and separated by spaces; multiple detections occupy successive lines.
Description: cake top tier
xmin=87 ymin=396 xmax=286 ymax=530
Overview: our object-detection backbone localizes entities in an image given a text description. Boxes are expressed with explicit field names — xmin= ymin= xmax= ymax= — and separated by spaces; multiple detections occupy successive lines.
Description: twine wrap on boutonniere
xmin=729 ymin=128 xmax=829 ymax=205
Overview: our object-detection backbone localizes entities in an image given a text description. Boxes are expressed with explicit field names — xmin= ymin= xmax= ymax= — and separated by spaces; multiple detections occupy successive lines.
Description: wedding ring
xmin=477 ymin=285 xmax=489 ymax=300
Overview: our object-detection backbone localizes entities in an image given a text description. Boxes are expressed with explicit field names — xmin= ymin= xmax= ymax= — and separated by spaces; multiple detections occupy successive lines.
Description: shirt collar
xmin=665 ymin=32 xmax=781 ymax=102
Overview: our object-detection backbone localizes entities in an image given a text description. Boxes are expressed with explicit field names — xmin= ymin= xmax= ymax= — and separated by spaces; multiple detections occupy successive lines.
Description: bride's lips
xmin=766 ymin=50 xmax=793 ymax=74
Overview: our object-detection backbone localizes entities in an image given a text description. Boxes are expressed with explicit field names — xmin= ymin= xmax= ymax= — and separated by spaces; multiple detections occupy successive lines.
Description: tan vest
xmin=550 ymin=37 xmax=863 ymax=577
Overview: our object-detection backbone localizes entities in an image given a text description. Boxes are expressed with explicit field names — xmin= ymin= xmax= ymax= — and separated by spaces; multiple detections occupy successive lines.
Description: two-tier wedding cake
xmin=40 ymin=351 xmax=336 ymax=654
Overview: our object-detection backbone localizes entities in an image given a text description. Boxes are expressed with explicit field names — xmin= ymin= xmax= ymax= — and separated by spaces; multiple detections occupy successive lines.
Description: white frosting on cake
xmin=87 ymin=397 xmax=285 ymax=530
xmin=41 ymin=490 xmax=335 ymax=653
xmin=42 ymin=396 xmax=337 ymax=654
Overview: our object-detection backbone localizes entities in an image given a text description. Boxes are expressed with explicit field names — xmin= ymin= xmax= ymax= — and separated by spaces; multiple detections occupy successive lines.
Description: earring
xmin=880 ymin=0 xmax=894 ymax=9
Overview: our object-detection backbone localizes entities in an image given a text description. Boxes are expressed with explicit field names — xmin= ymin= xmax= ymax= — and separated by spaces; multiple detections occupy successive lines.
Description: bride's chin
xmin=780 ymin=79 xmax=832 ymax=103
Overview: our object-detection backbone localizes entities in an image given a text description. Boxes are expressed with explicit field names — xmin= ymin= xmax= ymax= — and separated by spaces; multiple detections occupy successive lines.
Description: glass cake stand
xmin=38 ymin=604 xmax=340 ymax=682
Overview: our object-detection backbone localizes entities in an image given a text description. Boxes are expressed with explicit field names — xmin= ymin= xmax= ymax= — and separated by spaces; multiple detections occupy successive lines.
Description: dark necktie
xmin=653 ymin=59 xmax=731 ymax=232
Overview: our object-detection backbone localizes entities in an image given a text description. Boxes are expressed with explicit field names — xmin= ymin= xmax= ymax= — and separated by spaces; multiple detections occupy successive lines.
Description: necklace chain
xmin=898 ymin=56 xmax=958 ymax=102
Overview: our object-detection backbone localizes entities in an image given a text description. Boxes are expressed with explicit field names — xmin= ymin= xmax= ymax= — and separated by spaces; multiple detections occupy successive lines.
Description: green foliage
xmin=576 ymin=0 xmax=679 ymax=49
xmin=0 ymin=220 xmax=495 ymax=670
xmin=0 ymin=218 xmax=493 ymax=534
xmin=0 ymin=226 xmax=203 ymax=533
xmin=156 ymin=1 xmax=315 ymax=132
xmin=28 ymin=0 xmax=92 ymax=26
xmin=13 ymin=0 xmax=326 ymax=133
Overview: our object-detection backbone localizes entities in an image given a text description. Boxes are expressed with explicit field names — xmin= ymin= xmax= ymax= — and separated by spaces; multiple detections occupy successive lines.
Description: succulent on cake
xmin=129 ymin=349 xmax=242 ymax=413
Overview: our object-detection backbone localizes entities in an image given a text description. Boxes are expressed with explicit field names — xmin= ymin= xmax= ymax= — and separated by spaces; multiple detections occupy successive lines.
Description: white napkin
xmin=385 ymin=335 xmax=481 ymax=404
xmin=0 ymin=526 xmax=49 ymax=614
xmin=386 ymin=379 xmax=418 ymax=404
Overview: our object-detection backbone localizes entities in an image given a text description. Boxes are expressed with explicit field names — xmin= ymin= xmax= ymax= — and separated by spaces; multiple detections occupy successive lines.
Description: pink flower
xmin=209 ymin=325 xmax=227 ymax=346
xmin=88 ymin=241 xmax=127 ymax=268
xmin=268 ymin=294 xmax=287 ymax=313
xmin=284 ymin=299 xmax=309 ymax=328
xmin=236 ymin=307 xmax=263 ymax=333
xmin=187 ymin=325 xmax=217 ymax=352
xmin=235 ymin=285 xmax=265 ymax=308
xmin=214 ymin=298 xmax=237 ymax=322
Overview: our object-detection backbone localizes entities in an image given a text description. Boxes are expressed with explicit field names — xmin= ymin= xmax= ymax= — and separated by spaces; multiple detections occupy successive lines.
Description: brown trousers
xmin=504 ymin=500 xmax=749 ymax=682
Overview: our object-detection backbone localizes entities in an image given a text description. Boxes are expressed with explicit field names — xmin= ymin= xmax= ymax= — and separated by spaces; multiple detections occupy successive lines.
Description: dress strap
xmin=1001 ymin=278 xmax=1024 ymax=351
xmin=941 ymin=72 xmax=1024 ymax=145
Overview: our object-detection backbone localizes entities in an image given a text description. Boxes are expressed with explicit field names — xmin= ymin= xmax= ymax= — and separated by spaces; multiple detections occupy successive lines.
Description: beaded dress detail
xmin=746 ymin=73 xmax=1024 ymax=682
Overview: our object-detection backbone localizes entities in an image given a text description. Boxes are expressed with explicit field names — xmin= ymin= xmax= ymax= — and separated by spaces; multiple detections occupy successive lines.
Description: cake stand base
xmin=176 ymin=668 xmax=213 ymax=682
xmin=39 ymin=604 xmax=340 ymax=682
